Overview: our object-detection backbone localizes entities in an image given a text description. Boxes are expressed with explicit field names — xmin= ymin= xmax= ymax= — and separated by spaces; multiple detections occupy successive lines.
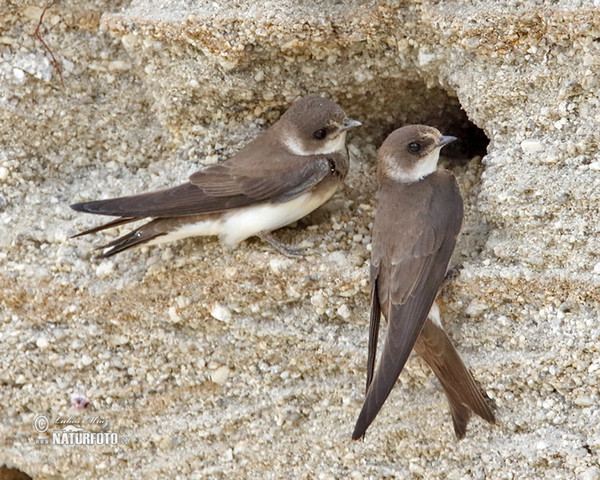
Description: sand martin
xmin=70 ymin=95 xmax=361 ymax=257
xmin=352 ymin=125 xmax=495 ymax=440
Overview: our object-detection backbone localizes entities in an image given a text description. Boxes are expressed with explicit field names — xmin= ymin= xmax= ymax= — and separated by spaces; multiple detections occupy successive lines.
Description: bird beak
xmin=343 ymin=118 xmax=362 ymax=130
xmin=439 ymin=135 xmax=457 ymax=147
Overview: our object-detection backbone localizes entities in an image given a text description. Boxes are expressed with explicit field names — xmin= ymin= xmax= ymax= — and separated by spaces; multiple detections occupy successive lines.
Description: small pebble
xmin=80 ymin=355 xmax=93 ymax=367
xmin=578 ymin=467 xmax=600 ymax=480
xmin=521 ymin=139 xmax=543 ymax=154
xmin=211 ymin=366 xmax=230 ymax=384
xmin=95 ymin=261 xmax=114 ymax=279
xmin=210 ymin=304 xmax=232 ymax=322
xmin=336 ymin=304 xmax=351 ymax=320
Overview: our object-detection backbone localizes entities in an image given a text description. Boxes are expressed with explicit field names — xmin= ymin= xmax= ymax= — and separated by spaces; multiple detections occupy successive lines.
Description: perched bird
xmin=70 ymin=95 xmax=361 ymax=258
xmin=352 ymin=125 xmax=495 ymax=440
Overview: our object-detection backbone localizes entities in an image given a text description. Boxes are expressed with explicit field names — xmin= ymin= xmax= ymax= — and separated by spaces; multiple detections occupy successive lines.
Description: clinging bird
xmin=70 ymin=95 xmax=361 ymax=258
xmin=352 ymin=125 xmax=495 ymax=440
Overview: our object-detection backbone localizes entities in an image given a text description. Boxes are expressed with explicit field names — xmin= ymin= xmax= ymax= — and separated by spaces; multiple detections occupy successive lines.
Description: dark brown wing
xmin=366 ymin=264 xmax=382 ymax=392
xmin=70 ymin=154 xmax=339 ymax=219
xmin=191 ymin=154 xmax=337 ymax=203
xmin=352 ymin=171 xmax=463 ymax=440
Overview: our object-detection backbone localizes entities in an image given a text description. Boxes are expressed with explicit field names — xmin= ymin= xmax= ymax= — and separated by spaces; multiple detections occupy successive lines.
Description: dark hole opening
xmin=420 ymin=95 xmax=490 ymax=166
xmin=0 ymin=465 xmax=33 ymax=480
xmin=350 ymin=83 xmax=490 ymax=167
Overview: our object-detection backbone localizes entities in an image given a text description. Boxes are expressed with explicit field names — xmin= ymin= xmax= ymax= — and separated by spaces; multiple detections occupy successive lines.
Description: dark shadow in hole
xmin=351 ymin=82 xmax=490 ymax=167
xmin=0 ymin=465 xmax=33 ymax=480
xmin=341 ymin=81 xmax=493 ymax=264
xmin=421 ymin=95 xmax=489 ymax=166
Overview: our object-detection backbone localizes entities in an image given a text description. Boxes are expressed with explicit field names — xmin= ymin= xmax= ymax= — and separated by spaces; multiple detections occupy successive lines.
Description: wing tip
xmin=70 ymin=200 xmax=113 ymax=215
xmin=70 ymin=200 xmax=110 ymax=215
xmin=352 ymin=400 xmax=379 ymax=441
xmin=70 ymin=202 xmax=88 ymax=213
xmin=351 ymin=423 xmax=366 ymax=441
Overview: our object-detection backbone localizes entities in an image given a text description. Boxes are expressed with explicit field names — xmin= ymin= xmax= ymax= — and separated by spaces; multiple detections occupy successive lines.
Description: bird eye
xmin=407 ymin=142 xmax=421 ymax=153
xmin=313 ymin=129 xmax=327 ymax=140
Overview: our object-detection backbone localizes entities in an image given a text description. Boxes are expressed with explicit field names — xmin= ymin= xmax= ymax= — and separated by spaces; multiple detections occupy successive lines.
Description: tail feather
xmin=447 ymin=399 xmax=471 ymax=440
xmin=70 ymin=210 xmax=213 ymax=257
xmin=71 ymin=217 xmax=138 ymax=238
xmin=93 ymin=220 xmax=167 ymax=258
xmin=415 ymin=315 xmax=495 ymax=439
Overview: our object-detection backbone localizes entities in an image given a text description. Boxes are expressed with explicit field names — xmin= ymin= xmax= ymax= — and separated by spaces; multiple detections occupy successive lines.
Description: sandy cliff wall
xmin=1 ymin=1 xmax=599 ymax=478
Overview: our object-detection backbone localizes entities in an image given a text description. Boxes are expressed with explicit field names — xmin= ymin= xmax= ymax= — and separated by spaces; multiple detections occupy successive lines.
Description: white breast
xmin=220 ymin=184 xmax=338 ymax=245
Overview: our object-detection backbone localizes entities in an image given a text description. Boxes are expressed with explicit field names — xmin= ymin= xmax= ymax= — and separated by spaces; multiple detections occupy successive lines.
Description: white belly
xmin=428 ymin=301 xmax=442 ymax=328
xmin=148 ymin=184 xmax=338 ymax=247
xmin=147 ymin=219 xmax=222 ymax=246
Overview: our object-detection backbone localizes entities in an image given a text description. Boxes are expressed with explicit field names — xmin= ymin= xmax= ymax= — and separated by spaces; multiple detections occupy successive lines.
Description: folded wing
xmin=71 ymin=154 xmax=335 ymax=219
xmin=353 ymin=172 xmax=463 ymax=439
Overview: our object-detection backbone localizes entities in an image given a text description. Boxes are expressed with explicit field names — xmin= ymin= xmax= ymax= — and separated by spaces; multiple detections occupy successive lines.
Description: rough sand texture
xmin=1 ymin=0 xmax=600 ymax=478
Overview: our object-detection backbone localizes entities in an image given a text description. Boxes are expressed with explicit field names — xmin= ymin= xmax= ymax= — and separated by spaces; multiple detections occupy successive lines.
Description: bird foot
xmin=258 ymin=232 xmax=306 ymax=258
xmin=442 ymin=263 xmax=463 ymax=287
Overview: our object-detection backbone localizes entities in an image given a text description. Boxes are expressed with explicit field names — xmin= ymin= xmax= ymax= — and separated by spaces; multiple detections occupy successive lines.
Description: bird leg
xmin=442 ymin=263 xmax=463 ymax=288
xmin=258 ymin=232 xmax=306 ymax=258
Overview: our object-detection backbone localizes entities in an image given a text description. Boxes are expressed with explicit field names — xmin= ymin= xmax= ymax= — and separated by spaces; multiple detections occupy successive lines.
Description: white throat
xmin=283 ymin=132 xmax=347 ymax=156
xmin=388 ymin=147 xmax=441 ymax=183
